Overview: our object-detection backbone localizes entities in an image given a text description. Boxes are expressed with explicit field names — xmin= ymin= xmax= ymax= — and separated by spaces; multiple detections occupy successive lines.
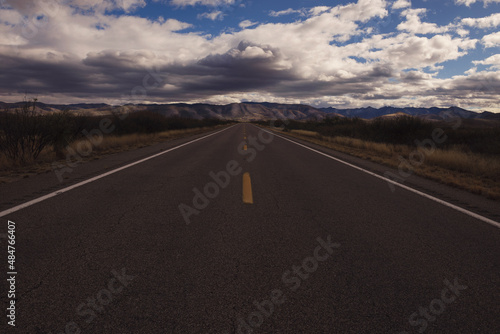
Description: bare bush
xmin=0 ymin=99 xmax=54 ymax=163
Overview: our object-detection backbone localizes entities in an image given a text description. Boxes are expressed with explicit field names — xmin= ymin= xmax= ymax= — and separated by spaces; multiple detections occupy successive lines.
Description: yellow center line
xmin=242 ymin=172 xmax=253 ymax=204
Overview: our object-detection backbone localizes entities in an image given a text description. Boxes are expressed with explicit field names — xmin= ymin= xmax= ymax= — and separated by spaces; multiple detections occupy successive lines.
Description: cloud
xmin=83 ymin=50 xmax=160 ymax=69
xmin=269 ymin=8 xmax=304 ymax=17
xmin=70 ymin=0 xmax=147 ymax=12
xmin=397 ymin=8 xmax=451 ymax=34
xmin=392 ymin=0 xmax=411 ymax=10
xmin=455 ymin=28 xmax=470 ymax=37
xmin=330 ymin=0 xmax=388 ymax=23
xmin=163 ymin=42 xmax=296 ymax=96
xmin=399 ymin=70 xmax=434 ymax=82
xmin=437 ymin=71 xmax=500 ymax=103
xmin=455 ymin=0 xmax=500 ymax=7
xmin=358 ymin=33 xmax=477 ymax=70
xmin=308 ymin=6 xmax=331 ymax=16
xmin=0 ymin=0 xmax=498 ymax=112
xmin=0 ymin=8 xmax=24 ymax=26
xmin=482 ymin=31 xmax=500 ymax=47
xmin=239 ymin=20 xmax=258 ymax=29
xmin=0 ymin=0 xmax=390 ymax=104
xmin=473 ymin=54 xmax=500 ymax=69
xmin=0 ymin=0 xmax=147 ymax=27
xmin=461 ymin=13 xmax=500 ymax=28
xmin=2 ymin=0 xmax=63 ymax=16
xmin=198 ymin=10 xmax=225 ymax=20
xmin=170 ymin=0 xmax=234 ymax=7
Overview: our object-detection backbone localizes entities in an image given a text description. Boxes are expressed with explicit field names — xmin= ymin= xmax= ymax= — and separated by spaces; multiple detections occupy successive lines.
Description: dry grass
xmin=68 ymin=133 xmax=153 ymax=154
xmin=424 ymin=148 xmax=499 ymax=178
xmin=0 ymin=126 xmax=227 ymax=184
xmin=0 ymin=146 xmax=59 ymax=183
xmin=291 ymin=130 xmax=404 ymax=158
xmin=290 ymin=130 xmax=320 ymax=138
xmin=286 ymin=129 xmax=500 ymax=200
xmin=67 ymin=127 xmax=217 ymax=155
xmin=0 ymin=154 xmax=14 ymax=171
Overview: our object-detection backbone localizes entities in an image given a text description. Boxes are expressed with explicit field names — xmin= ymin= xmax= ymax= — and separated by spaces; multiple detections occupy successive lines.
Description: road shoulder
xmin=0 ymin=125 xmax=234 ymax=212
xmin=259 ymin=125 xmax=500 ymax=225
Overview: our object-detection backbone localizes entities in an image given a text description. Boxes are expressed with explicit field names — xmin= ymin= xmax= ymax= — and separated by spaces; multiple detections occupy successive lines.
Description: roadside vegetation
xmin=254 ymin=117 xmax=500 ymax=200
xmin=0 ymin=99 xmax=233 ymax=182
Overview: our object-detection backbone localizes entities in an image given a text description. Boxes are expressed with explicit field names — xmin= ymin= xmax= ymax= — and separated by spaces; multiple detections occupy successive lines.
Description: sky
xmin=0 ymin=0 xmax=499 ymax=111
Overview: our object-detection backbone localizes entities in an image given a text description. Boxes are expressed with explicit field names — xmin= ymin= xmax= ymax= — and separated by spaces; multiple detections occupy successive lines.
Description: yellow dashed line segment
xmin=242 ymin=172 xmax=253 ymax=204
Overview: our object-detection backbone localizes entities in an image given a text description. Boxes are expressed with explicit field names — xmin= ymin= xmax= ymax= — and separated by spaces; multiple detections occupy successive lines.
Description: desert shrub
xmin=442 ymin=126 xmax=500 ymax=156
xmin=0 ymin=101 xmax=232 ymax=165
xmin=113 ymin=111 xmax=168 ymax=134
xmin=111 ymin=111 xmax=231 ymax=135
xmin=360 ymin=116 xmax=434 ymax=145
xmin=0 ymin=99 xmax=58 ymax=162
xmin=259 ymin=116 xmax=438 ymax=147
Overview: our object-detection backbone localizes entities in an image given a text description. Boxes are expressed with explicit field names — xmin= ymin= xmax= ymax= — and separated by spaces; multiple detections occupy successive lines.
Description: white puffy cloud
xmin=461 ymin=13 xmax=500 ymax=28
xmin=235 ymin=45 xmax=274 ymax=59
xmin=473 ymin=54 xmax=500 ymax=69
xmin=392 ymin=0 xmax=411 ymax=10
xmin=329 ymin=0 xmax=388 ymax=23
xmin=482 ymin=31 xmax=500 ymax=47
xmin=308 ymin=6 xmax=331 ymax=16
xmin=358 ymin=34 xmax=477 ymax=70
xmin=455 ymin=0 xmax=500 ymax=6
xmin=397 ymin=8 xmax=451 ymax=34
xmin=456 ymin=28 xmax=470 ymax=37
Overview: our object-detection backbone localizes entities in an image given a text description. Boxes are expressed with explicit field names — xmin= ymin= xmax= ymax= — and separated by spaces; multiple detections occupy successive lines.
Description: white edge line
xmin=0 ymin=125 xmax=237 ymax=218
xmin=257 ymin=125 xmax=500 ymax=229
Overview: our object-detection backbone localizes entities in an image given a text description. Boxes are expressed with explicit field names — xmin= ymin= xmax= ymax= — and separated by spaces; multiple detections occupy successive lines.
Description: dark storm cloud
xmin=436 ymin=72 xmax=500 ymax=96
xmin=0 ymin=49 xmax=171 ymax=101
xmin=0 ymin=41 xmax=395 ymax=103
xmin=368 ymin=64 xmax=394 ymax=78
xmin=176 ymin=41 xmax=297 ymax=91
xmin=0 ymin=41 xmax=302 ymax=102
xmin=400 ymin=71 xmax=426 ymax=82
xmin=152 ymin=42 xmax=398 ymax=100
xmin=0 ymin=52 xmax=90 ymax=94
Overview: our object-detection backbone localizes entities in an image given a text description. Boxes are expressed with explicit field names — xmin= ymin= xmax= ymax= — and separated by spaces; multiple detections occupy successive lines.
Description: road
xmin=1 ymin=123 xmax=499 ymax=333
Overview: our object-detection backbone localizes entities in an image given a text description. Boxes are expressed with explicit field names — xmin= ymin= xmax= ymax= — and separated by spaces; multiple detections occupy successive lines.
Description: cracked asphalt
xmin=0 ymin=123 xmax=499 ymax=333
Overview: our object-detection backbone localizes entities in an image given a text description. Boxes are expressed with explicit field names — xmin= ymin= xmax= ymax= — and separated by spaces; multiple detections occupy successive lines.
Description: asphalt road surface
xmin=1 ymin=123 xmax=499 ymax=333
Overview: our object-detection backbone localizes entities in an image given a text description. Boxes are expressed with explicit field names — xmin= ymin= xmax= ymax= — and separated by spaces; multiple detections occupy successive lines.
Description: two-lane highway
xmin=1 ymin=123 xmax=499 ymax=333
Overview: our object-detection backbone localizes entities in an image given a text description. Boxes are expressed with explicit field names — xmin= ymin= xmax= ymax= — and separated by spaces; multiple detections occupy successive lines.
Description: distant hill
xmin=0 ymin=101 xmax=115 ymax=116
xmin=145 ymin=102 xmax=329 ymax=121
xmin=320 ymin=106 xmax=500 ymax=121
xmin=0 ymin=101 xmax=498 ymax=121
xmin=0 ymin=101 xmax=329 ymax=121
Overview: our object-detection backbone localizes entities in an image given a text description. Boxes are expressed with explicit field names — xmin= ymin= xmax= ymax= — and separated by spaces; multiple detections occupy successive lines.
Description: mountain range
xmin=1 ymin=101 xmax=499 ymax=121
